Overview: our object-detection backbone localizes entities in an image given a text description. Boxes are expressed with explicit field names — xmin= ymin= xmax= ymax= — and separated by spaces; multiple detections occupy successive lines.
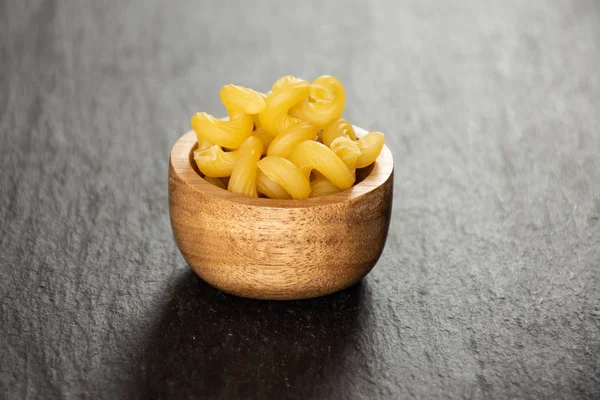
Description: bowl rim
xmin=169 ymin=125 xmax=394 ymax=208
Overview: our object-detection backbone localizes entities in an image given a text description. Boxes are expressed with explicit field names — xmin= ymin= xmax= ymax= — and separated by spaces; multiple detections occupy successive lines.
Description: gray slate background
xmin=1 ymin=0 xmax=600 ymax=398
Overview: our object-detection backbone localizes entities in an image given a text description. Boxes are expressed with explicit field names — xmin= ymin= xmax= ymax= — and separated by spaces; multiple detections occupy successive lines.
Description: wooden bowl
xmin=169 ymin=126 xmax=394 ymax=300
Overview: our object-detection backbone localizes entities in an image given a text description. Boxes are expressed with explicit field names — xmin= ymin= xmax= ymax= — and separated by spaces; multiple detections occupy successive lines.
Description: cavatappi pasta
xmin=190 ymin=75 xmax=385 ymax=199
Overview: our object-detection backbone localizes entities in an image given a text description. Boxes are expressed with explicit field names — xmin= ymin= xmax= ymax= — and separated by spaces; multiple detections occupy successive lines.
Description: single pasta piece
xmin=190 ymin=112 xmax=252 ymax=150
xmin=289 ymin=76 xmax=346 ymax=128
xmin=287 ymin=140 xmax=355 ymax=190
xmin=203 ymin=176 xmax=226 ymax=189
xmin=267 ymin=121 xmax=320 ymax=158
xmin=330 ymin=136 xmax=361 ymax=169
xmin=190 ymin=84 xmax=266 ymax=149
xmin=259 ymin=77 xmax=310 ymax=137
xmin=323 ymin=119 xmax=383 ymax=169
xmin=322 ymin=118 xmax=356 ymax=147
xmin=356 ymin=132 xmax=385 ymax=168
xmin=228 ymin=136 xmax=263 ymax=197
xmin=194 ymin=145 xmax=239 ymax=178
xmin=256 ymin=156 xmax=311 ymax=200
xmin=220 ymin=84 xmax=267 ymax=114
xmin=252 ymin=127 xmax=274 ymax=155
xmin=310 ymin=173 xmax=342 ymax=198
xmin=256 ymin=170 xmax=291 ymax=200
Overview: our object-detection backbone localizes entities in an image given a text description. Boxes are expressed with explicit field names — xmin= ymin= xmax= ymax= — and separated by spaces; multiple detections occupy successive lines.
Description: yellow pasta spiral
xmin=227 ymin=136 xmax=263 ymax=197
xmin=191 ymin=84 xmax=266 ymax=149
xmin=194 ymin=145 xmax=239 ymax=178
xmin=322 ymin=118 xmax=356 ymax=147
xmin=307 ymin=134 xmax=359 ymax=199
xmin=330 ymin=136 xmax=361 ymax=170
xmin=355 ymin=132 xmax=385 ymax=168
xmin=259 ymin=77 xmax=310 ymax=137
xmin=257 ymin=156 xmax=311 ymax=200
xmin=289 ymin=76 xmax=346 ymax=128
xmin=267 ymin=121 xmax=320 ymax=158
xmin=287 ymin=140 xmax=355 ymax=190
xmin=323 ymin=118 xmax=385 ymax=169
xmin=256 ymin=170 xmax=291 ymax=200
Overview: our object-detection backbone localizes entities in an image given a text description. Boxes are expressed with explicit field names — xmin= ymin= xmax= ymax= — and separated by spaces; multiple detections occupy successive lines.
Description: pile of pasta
xmin=190 ymin=75 xmax=385 ymax=199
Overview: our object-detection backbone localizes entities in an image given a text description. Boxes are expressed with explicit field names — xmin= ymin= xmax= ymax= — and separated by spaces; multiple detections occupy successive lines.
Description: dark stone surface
xmin=1 ymin=0 xmax=600 ymax=398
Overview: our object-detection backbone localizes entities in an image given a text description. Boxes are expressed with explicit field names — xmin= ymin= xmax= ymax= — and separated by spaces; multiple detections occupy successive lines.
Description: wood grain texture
xmin=1 ymin=0 xmax=600 ymax=399
xmin=169 ymin=129 xmax=393 ymax=300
